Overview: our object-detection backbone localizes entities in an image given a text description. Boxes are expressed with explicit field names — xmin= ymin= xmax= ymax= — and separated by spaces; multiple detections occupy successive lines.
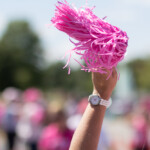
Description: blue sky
xmin=0 ymin=0 xmax=150 ymax=67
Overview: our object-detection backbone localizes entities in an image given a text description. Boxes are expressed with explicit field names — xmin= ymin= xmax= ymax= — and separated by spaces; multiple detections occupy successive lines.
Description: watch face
xmin=89 ymin=95 xmax=100 ymax=105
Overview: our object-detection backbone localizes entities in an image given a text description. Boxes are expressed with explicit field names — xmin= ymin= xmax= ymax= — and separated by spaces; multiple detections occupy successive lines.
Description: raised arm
xmin=69 ymin=69 xmax=117 ymax=150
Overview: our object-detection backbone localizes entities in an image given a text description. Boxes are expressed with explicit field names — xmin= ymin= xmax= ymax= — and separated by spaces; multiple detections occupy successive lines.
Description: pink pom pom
xmin=51 ymin=1 xmax=128 ymax=76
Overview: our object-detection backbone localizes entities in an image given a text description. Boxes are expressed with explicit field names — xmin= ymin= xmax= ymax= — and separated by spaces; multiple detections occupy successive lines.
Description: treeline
xmin=0 ymin=21 xmax=92 ymax=95
xmin=128 ymin=58 xmax=150 ymax=92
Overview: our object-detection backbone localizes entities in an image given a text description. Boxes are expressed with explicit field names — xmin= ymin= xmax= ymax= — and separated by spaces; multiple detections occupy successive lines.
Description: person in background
xmin=0 ymin=100 xmax=6 ymax=150
xmin=0 ymin=101 xmax=6 ymax=126
xmin=67 ymin=97 xmax=88 ymax=131
xmin=1 ymin=87 xmax=22 ymax=150
xmin=38 ymin=110 xmax=74 ymax=150
xmin=131 ymin=97 xmax=150 ymax=150
xmin=132 ymin=113 xmax=149 ymax=150
xmin=16 ymin=88 xmax=46 ymax=150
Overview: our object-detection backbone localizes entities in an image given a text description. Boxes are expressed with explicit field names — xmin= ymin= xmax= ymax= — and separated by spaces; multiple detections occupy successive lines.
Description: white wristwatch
xmin=88 ymin=94 xmax=112 ymax=108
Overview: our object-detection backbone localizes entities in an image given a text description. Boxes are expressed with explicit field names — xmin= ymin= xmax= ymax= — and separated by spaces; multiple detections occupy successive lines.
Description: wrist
xmin=92 ymin=89 xmax=111 ymax=100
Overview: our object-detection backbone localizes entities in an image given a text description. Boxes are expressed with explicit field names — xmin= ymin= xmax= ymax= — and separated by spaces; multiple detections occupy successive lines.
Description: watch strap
xmin=100 ymin=98 xmax=112 ymax=108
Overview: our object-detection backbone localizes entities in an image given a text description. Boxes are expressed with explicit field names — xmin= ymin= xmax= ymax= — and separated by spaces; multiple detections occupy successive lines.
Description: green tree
xmin=72 ymin=69 xmax=92 ymax=96
xmin=0 ymin=20 xmax=44 ymax=90
xmin=42 ymin=61 xmax=92 ymax=96
xmin=128 ymin=57 xmax=150 ymax=92
xmin=42 ymin=62 xmax=75 ymax=90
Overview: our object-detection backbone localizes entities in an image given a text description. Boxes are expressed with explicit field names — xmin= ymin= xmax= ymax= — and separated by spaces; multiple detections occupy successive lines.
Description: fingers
xmin=92 ymin=68 xmax=116 ymax=81
xmin=91 ymin=67 xmax=118 ymax=99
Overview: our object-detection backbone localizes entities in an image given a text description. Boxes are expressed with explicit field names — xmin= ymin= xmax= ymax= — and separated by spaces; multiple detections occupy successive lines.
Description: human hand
xmin=92 ymin=68 xmax=118 ymax=100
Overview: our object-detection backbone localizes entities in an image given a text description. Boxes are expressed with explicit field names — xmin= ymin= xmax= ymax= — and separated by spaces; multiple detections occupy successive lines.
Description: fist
xmin=92 ymin=68 xmax=118 ymax=100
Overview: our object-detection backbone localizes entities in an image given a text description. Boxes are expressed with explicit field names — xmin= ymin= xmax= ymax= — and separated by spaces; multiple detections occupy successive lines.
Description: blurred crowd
xmin=0 ymin=87 xmax=76 ymax=150
xmin=0 ymin=87 xmax=150 ymax=150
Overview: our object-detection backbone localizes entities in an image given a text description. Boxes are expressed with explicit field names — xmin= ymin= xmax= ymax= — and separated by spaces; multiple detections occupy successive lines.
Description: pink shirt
xmin=38 ymin=123 xmax=74 ymax=150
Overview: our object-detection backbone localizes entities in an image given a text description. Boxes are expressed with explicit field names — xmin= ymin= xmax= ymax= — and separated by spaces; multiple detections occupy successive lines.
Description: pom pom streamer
xmin=51 ymin=1 xmax=129 ymax=76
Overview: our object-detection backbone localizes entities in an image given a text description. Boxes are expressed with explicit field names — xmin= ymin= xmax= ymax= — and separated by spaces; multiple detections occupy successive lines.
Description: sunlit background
xmin=0 ymin=0 xmax=150 ymax=150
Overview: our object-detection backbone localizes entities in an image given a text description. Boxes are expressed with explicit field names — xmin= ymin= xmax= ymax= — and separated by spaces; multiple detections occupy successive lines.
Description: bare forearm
xmin=70 ymin=70 xmax=117 ymax=150
xmin=69 ymin=103 xmax=106 ymax=150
